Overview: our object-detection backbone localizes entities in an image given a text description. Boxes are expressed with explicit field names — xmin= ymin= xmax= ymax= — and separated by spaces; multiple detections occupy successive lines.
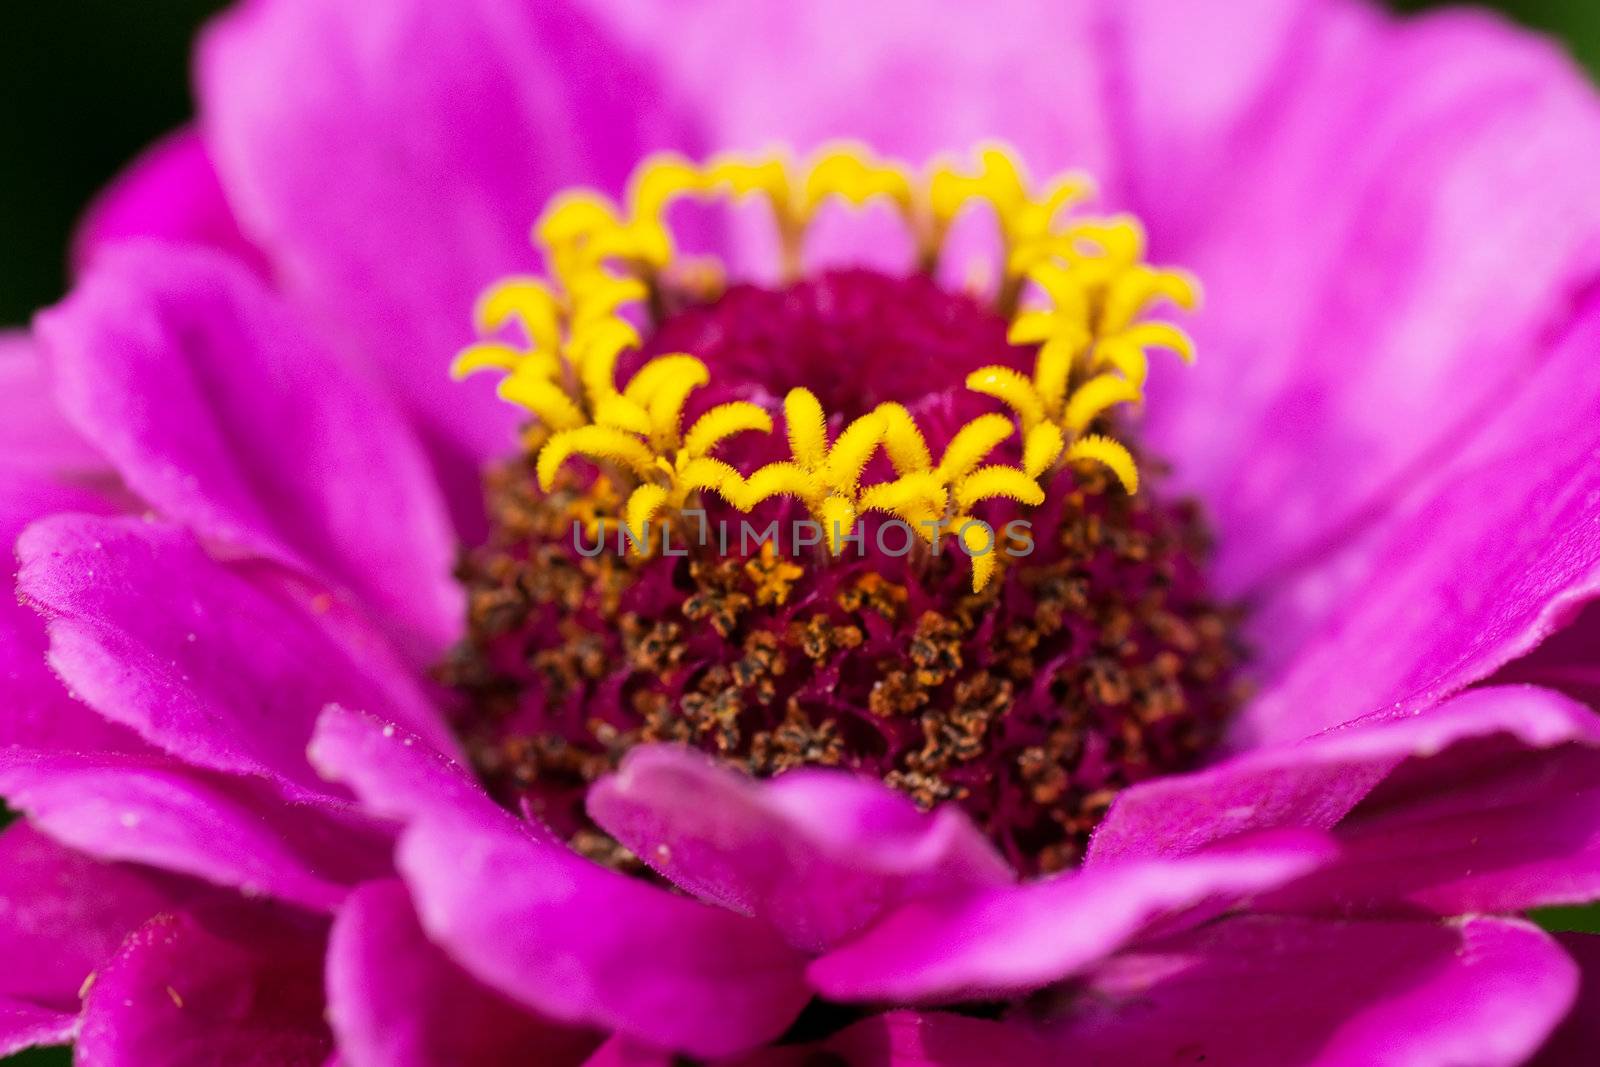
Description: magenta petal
xmin=1491 ymin=599 xmax=1600 ymax=710
xmin=311 ymin=709 xmax=812 ymax=1058
xmin=1265 ymin=725 xmax=1600 ymax=916
xmin=17 ymin=514 xmax=452 ymax=794
xmin=197 ymin=0 xmax=701 ymax=516
xmin=327 ymin=880 xmax=598 ymax=1067
xmin=579 ymin=1043 xmax=672 ymax=1067
xmin=1531 ymin=933 xmax=1600 ymax=1067
xmin=76 ymin=905 xmax=331 ymax=1067
xmin=0 ymin=1000 xmax=74 ymax=1060
xmin=1119 ymin=1 xmax=1600 ymax=616
xmin=1045 ymin=915 xmax=1577 ymax=1067
xmin=394 ymin=815 xmax=810 ymax=1058
xmin=0 ymin=823 xmax=186 ymax=1055
xmin=0 ymin=475 xmax=141 ymax=753
xmin=0 ymin=334 xmax=105 ymax=479
xmin=593 ymin=1012 xmax=1052 ymax=1067
xmin=581 ymin=0 xmax=1114 ymax=178
xmin=786 ymin=1011 xmax=1050 ymax=1067
xmin=34 ymin=244 xmax=461 ymax=656
xmin=587 ymin=745 xmax=1012 ymax=951
xmin=70 ymin=127 xmax=269 ymax=277
xmin=1222 ymin=236 xmax=1600 ymax=742
xmin=578 ymin=0 xmax=1113 ymax=278
xmin=579 ymin=1038 xmax=673 ymax=1067
xmin=808 ymin=832 xmax=1330 ymax=1003
xmin=307 ymin=706 xmax=498 ymax=826
xmin=1095 ymin=685 xmax=1596 ymax=857
xmin=0 ymin=750 xmax=390 ymax=913
xmin=1094 ymin=687 xmax=1600 ymax=909
xmin=0 ymin=822 xmax=179 ymax=1013
xmin=1242 ymin=294 xmax=1600 ymax=742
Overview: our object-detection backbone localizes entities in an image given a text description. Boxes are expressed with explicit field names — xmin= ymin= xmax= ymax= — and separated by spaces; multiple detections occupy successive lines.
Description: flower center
xmin=437 ymin=147 xmax=1242 ymax=875
xmin=648 ymin=268 xmax=1021 ymax=419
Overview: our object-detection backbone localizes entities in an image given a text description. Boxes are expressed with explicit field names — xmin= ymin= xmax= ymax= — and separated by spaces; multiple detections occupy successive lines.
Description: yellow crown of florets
xmin=454 ymin=144 xmax=1199 ymax=591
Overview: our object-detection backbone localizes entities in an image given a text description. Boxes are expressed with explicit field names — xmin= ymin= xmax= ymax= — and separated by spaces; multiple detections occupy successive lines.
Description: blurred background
xmin=0 ymin=0 xmax=1596 ymax=1063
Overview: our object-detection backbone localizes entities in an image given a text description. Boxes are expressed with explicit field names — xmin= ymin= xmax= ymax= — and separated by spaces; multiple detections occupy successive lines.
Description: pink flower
xmin=5 ymin=0 xmax=1600 ymax=1064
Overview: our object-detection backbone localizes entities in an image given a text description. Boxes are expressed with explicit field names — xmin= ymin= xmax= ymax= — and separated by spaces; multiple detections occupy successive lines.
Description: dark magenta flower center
xmin=648 ymin=268 xmax=1025 ymax=419
xmin=440 ymin=269 xmax=1241 ymax=876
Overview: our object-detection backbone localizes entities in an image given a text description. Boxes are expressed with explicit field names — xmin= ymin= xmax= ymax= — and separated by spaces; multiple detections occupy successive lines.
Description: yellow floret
xmin=459 ymin=144 xmax=1204 ymax=582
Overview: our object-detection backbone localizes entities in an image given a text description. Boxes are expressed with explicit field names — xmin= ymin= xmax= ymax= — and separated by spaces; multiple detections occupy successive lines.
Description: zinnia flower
xmin=5 ymin=0 xmax=1600 ymax=1063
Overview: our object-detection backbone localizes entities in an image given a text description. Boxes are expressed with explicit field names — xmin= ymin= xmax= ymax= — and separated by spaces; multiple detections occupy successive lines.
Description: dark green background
xmin=0 ymin=1 xmax=1596 ymax=1063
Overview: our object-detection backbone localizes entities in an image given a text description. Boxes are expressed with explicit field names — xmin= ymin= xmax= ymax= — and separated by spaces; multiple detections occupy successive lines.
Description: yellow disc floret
xmin=456 ymin=145 xmax=1200 ymax=588
xmin=723 ymin=389 xmax=886 ymax=554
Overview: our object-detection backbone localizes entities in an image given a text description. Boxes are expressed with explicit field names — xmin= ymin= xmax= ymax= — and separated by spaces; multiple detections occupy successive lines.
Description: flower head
xmin=439 ymin=146 xmax=1235 ymax=877
xmin=5 ymin=1 xmax=1600 ymax=1065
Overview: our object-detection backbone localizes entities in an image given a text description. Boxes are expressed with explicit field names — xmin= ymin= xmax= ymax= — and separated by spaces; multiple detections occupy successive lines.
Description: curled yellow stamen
xmin=823 ymin=411 xmax=888 ymax=499
xmin=474 ymin=277 xmax=563 ymax=352
xmin=685 ymin=403 xmax=774 ymax=458
xmin=451 ymin=342 xmax=534 ymax=381
xmin=802 ymin=146 xmax=917 ymax=220
xmin=537 ymin=425 xmax=660 ymax=491
xmin=875 ymin=402 xmax=934 ymax=476
xmin=784 ymin=388 xmax=830 ymax=472
xmin=1065 ymin=435 xmax=1139 ymax=495
xmin=967 ymin=366 xmax=1047 ymax=432
xmin=1022 ymin=424 xmax=1066 ymax=478
xmin=498 ymin=375 xmax=587 ymax=433
xmin=728 ymin=389 xmax=888 ymax=544
xmin=955 ymin=466 xmax=1046 ymax=511
xmin=937 ymin=414 xmax=1015 ymax=484
xmin=1064 ymin=375 xmax=1143 ymax=434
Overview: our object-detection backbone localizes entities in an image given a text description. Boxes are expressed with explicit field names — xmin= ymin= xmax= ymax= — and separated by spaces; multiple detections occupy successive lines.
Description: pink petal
xmin=579 ymin=1039 xmax=673 ymax=1067
xmin=1264 ymin=726 xmax=1600 ymax=917
xmin=720 ymin=1011 xmax=1053 ymax=1067
xmin=394 ymin=815 xmax=810 ymax=1059
xmin=0 ymin=1000 xmax=74 ymax=1060
xmin=808 ymin=832 xmax=1330 ymax=1003
xmin=0 ymin=823 xmax=187 ymax=1055
xmin=1241 ymin=294 xmax=1600 ymax=742
xmin=1043 ymin=915 xmax=1577 ymax=1067
xmin=307 ymin=706 xmax=497 ymax=827
xmin=311 ymin=707 xmax=812 ymax=1058
xmin=579 ymin=0 xmax=1113 ymax=278
xmin=0 ymin=750 xmax=390 ymax=913
xmin=1093 ymin=686 xmax=1600 ymax=915
xmin=17 ymin=514 xmax=453 ymax=795
xmin=0 ymin=333 xmax=104 ymax=478
xmin=587 ymin=745 xmax=1012 ymax=951
xmin=581 ymin=0 xmax=1113 ymax=176
xmin=196 ymin=0 xmax=703 ymax=524
xmin=327 ymin=879 xmax=598 ymax=1067
xmin=1531 ymin=933 xmax=1600 ymax=1067
xmin=1116 ymin=1 xmax=1600 ymax=623
xmin=798 ymin=1011 xmax=1049 ymax=1067
xmin=76 ymin=905 xmax=332 ymax=1067
xmin=0 ymin=474 xmax=141 ymax=753
xmin=1489 ymin=599 xmax=1600 ymax=710
xmin=34 ymin=244 xmax=460 ymax=657
xmin=71 ymin=127 xmax=269 ymax=277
